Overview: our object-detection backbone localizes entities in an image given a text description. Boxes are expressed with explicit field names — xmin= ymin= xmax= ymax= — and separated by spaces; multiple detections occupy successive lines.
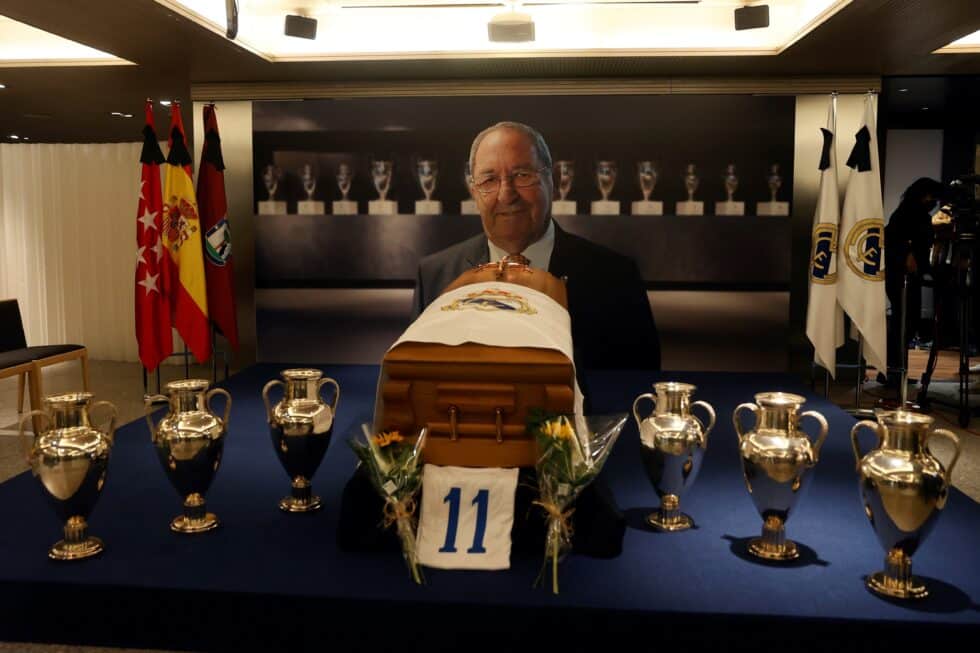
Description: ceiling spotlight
xmin=898 ymin=88 xmax=909 ymax=92
xmin=110 ymin=111 xmax=134 ymax=118
xmin=488 ymin=11 xmax=535 ymax=43
xmin=160 ymin=100 xmax=172 ymax=106
xmin=0 ymin=83 xmax=6 ymax=89
xmin=284 ymin=14 xmax=318 ymax=40
xmin=9 ymin=135 xmax=20 ymax=140
xmin=734 ymin=4 xmax=769 ymax=31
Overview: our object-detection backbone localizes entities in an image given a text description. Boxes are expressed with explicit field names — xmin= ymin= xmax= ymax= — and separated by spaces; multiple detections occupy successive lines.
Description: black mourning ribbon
xmin=818 ymin=128 xmax=833 ymax=171
xmin=166 ymin=126 xmax=193 ymax=167
xmin=202 ymin=128 xmax=226 ymax=171
xmin=845 ymin=126 xmax=872 ymax=172
xmin=140 ymin=124 xmax=165 ymax=165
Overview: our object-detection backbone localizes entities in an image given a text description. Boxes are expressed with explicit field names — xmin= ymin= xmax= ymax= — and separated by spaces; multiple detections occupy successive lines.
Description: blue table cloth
xmin=0 ymin=364 xmax=977 ymax=651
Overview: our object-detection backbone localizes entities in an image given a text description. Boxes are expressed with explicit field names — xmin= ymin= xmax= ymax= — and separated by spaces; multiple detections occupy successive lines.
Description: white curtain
xmin=0 ymin=142 xmax=143 ymax=361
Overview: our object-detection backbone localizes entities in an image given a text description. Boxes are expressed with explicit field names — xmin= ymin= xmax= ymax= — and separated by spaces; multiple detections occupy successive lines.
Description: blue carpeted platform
xmin=1 ymin=364 xmax=977 ymax=650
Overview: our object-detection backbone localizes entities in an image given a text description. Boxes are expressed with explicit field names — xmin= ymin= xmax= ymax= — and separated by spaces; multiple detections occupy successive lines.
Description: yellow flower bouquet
xmin=528 ymin=411 xmax=627 ymax=594
xmin=349 ymin=424 xmax=427 ymax=584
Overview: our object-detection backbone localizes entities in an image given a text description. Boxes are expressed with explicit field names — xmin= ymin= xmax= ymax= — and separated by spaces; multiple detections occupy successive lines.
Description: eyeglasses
xmin=470 ymin=167 xmax=549 ymax=195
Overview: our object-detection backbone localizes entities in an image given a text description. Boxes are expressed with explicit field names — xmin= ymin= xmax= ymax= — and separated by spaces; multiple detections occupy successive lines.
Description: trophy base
xmin=171 ymin=513 xmax=219 ymax=534
xmin=631 ymin=201 xmax=663 ymax=216
xmin=332 ymin=200 xmax=358 ymax=215
xmin=368 ymin=200 xmax=397 ymax=215
xmin=280 ymin=495 xmax=323 ymax=513
xmin=590 ymin=200 xmax=620 ymax=216
xmin=676 ymin=201 xmax=704 ymax=216
xmin=297 ymin=200 xmax=325 ymax=215
xmin=552 ymin=200 xmax=577 ymax=215
xmin=415 ymin=200 xmax=442 ymax=215
xmin=49 ymin=536 xmax=104 ymax=561
xmin=747 ymin=537 xmax=799 ymax=561
xmin=715 ymin=201 xmax=745 ymax=216
xmin=646 ymin=511 xmax=693 ymax=532
xmin=258 ymin=201 xmax=287 ymax=215
xmin=866 ymin=571 xmax=929 ymax=600
xmin=756 ymin=201 xmax=790 ymax=216
xmin=460 ymin=199 xmax=478 ymax=215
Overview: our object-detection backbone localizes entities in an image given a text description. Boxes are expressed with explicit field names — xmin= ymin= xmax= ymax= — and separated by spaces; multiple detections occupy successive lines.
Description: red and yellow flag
xmin=162 ymin=101 xmax=211 ymax=363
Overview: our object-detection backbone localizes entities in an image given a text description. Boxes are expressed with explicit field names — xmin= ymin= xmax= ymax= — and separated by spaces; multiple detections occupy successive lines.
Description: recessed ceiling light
xmin=110 ymin=111 xmax=134 ymax=118
xmin=160 ymin=99 xmax=172 ymax=106
xmin=0 ymin=83 xmax=6 ymax=89
xmin=921 ymin=106 xmax=929 ymax=110
xmin=898 ymin=88 xmax=908 ymax=92
xmin=9 ymin=134 xmax=20 ymax=139
xmin=22 ymin=137 xmax=29 ymax=141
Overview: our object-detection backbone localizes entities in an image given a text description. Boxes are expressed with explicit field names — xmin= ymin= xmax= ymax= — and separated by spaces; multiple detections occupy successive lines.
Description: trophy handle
xmin=632 ymin=392 xmax=656 ymax=433
xmin=261 ymin=379 xmax=284 ymax=423
xmin=18 ymin=410 xmax=51 ymax=464
xmin=206 ymin=388 xmax=233 ymax=427
xmin=850 ymin=420 xmax=881 ymax=467
xmin=732 ymin=403 xmax=758 ymax=443
xmin=144 ymin=395 xmax=168 ymax=443
xmin=690 ymin=400 xmax=716 ymax=445
xmin=927 ymin=428 xmax=962 ymax=487
xmin=89 ymin=400 xmax=119 ymax=444
xmin=799 ymin=410 xmax=829 ymax=461
xmin=318 ymin=377 xmax=341 ymax=414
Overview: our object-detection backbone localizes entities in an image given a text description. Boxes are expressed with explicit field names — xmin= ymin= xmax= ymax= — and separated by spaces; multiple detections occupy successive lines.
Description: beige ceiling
xmin=0 ymin=0 xmax=978 ymax=142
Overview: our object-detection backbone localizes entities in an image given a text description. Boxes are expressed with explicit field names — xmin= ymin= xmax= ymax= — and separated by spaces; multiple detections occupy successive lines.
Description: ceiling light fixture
xmin=284 ymin=14 xmax=318 ymax=40
xmin=9 ymin=134 xmax=20 ymax=140
xmin=734 ymin=4 xmax=770 ymax=31
xmin=488 ymin=10 xmax=535 ymax=42
xmin=225 ymin=0 xmax=238 ymax=39
xmin=898 ymin=88 xmax=908 ymax=92
xmin=160 ymin=100 xmax=173 ymax=106
xmin=0 ymin=83 xmax=6 ymax=89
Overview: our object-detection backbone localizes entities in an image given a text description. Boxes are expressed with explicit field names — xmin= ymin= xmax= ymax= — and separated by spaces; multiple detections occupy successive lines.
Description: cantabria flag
xmin=838 ymin=93 xmax=887 ymax=375
xmin=805 ymin=95 xmax=845 ymax=377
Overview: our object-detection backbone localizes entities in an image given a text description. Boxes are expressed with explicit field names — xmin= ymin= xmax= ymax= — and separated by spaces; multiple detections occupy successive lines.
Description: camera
xmin=930 ymin=175 xmax=980 ymax=274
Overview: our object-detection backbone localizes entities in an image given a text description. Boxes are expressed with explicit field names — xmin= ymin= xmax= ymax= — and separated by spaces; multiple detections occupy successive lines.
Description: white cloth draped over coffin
xmin=374 ymin=281 xmax=589 ymax=463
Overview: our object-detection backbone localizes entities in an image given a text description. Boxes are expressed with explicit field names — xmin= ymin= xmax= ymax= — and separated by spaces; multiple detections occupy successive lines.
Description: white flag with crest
xmin=805 ymin=95 xmax=845 ymax=377
xmin=838 ymin=93 xmax=887 ymax=375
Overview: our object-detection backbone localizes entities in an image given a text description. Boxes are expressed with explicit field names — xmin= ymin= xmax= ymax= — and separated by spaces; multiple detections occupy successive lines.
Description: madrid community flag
xmin=135 ymin=100 xmax=173 ymax=371
xmin=162 ymin=101 xmax=211 ymax=363
xmin=805 ymin=95 xmax=845 ymax=377
xmin=197 ymin=104 xmax=239 ymax=349
xmin=838 ymin=93 xmax=887 ymax=375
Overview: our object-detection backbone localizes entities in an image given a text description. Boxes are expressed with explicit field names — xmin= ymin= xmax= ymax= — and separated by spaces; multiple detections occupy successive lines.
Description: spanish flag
xmin=162 ymin=101 xmax=211 ymax=363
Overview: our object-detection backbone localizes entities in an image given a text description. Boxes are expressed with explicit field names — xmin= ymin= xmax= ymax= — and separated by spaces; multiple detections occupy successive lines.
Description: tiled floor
xmin=1 ymin=357 xmax=977 ymax=652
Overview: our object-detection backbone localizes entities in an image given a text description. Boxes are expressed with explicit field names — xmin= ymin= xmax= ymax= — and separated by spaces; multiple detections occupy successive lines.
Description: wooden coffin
xmin=380 ymin=256 xmax=574 ymax=468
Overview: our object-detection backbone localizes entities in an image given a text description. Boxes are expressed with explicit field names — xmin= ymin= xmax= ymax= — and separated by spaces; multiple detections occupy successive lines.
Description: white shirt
xmin=486 ymin=219 xmax=556 ymax=270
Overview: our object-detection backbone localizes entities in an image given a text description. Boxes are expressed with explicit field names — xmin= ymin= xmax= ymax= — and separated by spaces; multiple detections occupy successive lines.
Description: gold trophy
xmin=633 ymin=382 xmax=715 ymax=531
xmin=734 ymin=392 xmax=828 ymax=560
xmin=851 ymin=410 xmax=961 ymax=599
xmin=19 ymin=392 xmax=117 ymax=560
xmin=263 ymin=369 xmax=340 ymax=512
xmin=145 ymin=379 xmax=231 ymax=533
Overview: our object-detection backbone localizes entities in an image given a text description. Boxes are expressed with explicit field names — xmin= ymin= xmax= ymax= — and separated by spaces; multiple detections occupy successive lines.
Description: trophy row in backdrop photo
xmin=257 ymin=161 xmax=790 ymax=217
xmin=20 ymin=376 xmax=958 ymax=601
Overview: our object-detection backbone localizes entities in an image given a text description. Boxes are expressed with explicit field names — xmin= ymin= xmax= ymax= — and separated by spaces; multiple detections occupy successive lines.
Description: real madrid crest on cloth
xmin=809 ymin=223 xmax=839 ymax=285
xmin=205 ymin=218 xmax=232 ymax=266
xmin=441 ymin=287 xmax=537 ymax=314
xmin=843 ymin=218 xmax=885 ymax=281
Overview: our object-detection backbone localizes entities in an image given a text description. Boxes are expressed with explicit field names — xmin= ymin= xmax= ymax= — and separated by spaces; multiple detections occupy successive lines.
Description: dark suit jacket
xmin=412 ymin=221 xmax=660 ymax=371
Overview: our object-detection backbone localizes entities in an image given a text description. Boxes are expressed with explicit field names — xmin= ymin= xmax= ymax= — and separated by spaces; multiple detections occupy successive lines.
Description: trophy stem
xmin=171 ymin=492 xmax=219 ymax=534
xmin=646 ymin=494 xmax=693 ymax=532
xmin=280 ymin=475 xmax=322 ymax=513
xmin=748 ymin=514 xmax=798 ymax=560
xmin=867 ymin=548 xmax=928 ymax=599
xmin=50 ymin=516 xmax=104 ymax=561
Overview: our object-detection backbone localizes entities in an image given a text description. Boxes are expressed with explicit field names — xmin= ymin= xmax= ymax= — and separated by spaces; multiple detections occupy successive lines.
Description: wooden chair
xmin=0 ymin=299 xmax=88 ymax=414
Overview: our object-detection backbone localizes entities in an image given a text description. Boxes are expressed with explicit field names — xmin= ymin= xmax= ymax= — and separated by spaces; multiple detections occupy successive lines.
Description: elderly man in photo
xmin=413 ymin=121 xmax=660 ymax=371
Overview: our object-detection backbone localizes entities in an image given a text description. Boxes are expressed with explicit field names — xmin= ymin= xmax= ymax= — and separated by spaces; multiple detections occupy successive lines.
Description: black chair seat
xmin=0 ymin=345 xmax=85 ymax=370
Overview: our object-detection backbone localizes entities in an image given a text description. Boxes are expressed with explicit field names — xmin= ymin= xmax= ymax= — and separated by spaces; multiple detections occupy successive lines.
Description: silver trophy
xmin=301 ymin=164 xmax=317 ymax=201
xmin=637 ymin=161 xmax=658 ymax=201
xmin=723 ymin=164 xmax=739 ymax=202
xmin=684 ymin=164 xmax=699 ymax=201
xmin=336 ymin=162 xmax=354 ymax=201
xmin=596 ymin=161 xmax=617 ymax=201
xmin=767 ymin=164 xmax=783 ymax=202
xmin=371 ymin=160 xmax=393 ymax=201
xmin=556 ymin=160 xmax=575 ymax=201
xmin=262 ymin=165 xmax=282 ymax=201
xmin=417 ymin=159 xmax=438 ymax=201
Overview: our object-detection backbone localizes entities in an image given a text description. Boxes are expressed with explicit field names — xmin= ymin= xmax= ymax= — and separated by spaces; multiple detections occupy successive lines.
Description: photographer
xmin=881 ymin=177 xmax=944 ymax=386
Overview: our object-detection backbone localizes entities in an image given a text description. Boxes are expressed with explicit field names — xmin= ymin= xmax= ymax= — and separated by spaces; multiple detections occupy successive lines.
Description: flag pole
xmin=855 ymin=336 xmax=864 ymax=409
xmin=900 ymin=273 xmax=909 ymax=407
xmin=211 ymin=325 xmax=217 ymax=384
xmin=183 ymin=342 xmax=190 ymax=380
